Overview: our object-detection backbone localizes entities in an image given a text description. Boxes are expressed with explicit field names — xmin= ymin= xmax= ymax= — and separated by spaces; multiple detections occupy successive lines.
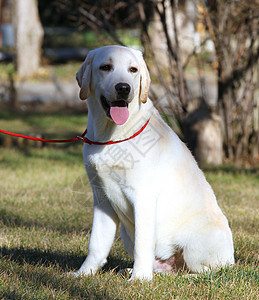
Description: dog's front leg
xmin=131 ymin=197 xmax=156 ymax=281
xmin=76 ymin=198 xmax=119 ymax=276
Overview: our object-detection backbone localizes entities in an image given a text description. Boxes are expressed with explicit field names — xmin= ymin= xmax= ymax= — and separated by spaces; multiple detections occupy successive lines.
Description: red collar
xmin=0 ymin=118 xmax=150 ymax=145
xmin=79 ymin=118 xmax=150 ymax=145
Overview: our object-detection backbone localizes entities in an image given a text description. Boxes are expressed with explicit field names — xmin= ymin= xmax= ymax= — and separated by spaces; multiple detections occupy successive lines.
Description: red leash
xmin=0 ymin=119 xmax=150 ymax=145
xmin=0 ymin=128 xmax=87 ymax=143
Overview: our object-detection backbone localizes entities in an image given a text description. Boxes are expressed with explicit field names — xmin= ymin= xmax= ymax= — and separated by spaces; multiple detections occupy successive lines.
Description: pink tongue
xmin=110 ymin=106 xmax=129 ymax=125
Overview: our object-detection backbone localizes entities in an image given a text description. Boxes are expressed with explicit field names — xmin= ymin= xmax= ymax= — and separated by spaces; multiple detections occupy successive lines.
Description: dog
xmin=74 ymin=45 xmax=234 ymax=280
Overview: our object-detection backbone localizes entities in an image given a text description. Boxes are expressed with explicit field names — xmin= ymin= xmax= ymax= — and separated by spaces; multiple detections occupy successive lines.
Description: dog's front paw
xmin=67 ymin=268 xmax=95 ymax=278
xmin=66 ymin=271 xmax=87 ymax=278
xmin=67 ymin=271 xmax=80 ymax=278
xmin=129 ymin=270 xmax=153 ymax=281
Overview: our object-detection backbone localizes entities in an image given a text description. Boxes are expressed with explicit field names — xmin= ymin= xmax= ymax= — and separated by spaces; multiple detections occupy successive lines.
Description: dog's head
xmin=76 ymin=45 xmax=151 ymax=125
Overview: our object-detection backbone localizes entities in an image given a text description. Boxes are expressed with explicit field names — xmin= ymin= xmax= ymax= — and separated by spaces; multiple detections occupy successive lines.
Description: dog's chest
xmin=85 ymin=143 xmax=141 ymax=180
xmin=85 ymin=145 xmax=137 ymax=220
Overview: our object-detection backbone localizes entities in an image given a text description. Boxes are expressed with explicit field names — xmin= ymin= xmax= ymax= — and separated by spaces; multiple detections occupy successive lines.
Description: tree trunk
xmin=183 ymin=105 xmax=223 ymax=167
xmin=13 ymin=0 xmax=43 ymax=78
xmin=201 ymin=0 xmax=259 ymax=166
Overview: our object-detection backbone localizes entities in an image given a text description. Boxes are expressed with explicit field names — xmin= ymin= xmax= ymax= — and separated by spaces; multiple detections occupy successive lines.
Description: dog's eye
xmin=100 ymin=64 xmax=112 ymax=71
xmin=129 ymin=67 xmax=138 ymax=73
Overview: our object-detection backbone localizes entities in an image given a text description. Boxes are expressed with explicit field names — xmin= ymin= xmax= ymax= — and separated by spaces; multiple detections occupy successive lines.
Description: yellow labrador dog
xmin=75 ymin=45 xmax=234 ymax=280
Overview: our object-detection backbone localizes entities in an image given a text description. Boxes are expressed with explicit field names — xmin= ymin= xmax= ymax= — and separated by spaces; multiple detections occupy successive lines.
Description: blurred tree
xmin=13 ymin=0 xmax=44 ymax=78
xmin=53 ymin=0 xmax=154 ymax=43
xmin=139 ymin=0 xmax=224 ymax=166
xmin=38 ymin=0 xmax=78 ymax=27
xmin=200 ymin=0 xmax=259 ymax=164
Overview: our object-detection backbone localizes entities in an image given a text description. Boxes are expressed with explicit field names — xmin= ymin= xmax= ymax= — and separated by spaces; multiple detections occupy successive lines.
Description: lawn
xmin=0 ymin=112 xmax=258 ymax=299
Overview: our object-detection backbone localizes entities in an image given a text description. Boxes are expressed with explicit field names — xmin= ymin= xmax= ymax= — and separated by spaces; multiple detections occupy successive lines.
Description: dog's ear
xmin=131 ymin=50 xmax=151 ymax=104
xmin=76 ymin=50 xmax=96 ymax=100
xmin=139 ymin=58 xmax=151 ymax=103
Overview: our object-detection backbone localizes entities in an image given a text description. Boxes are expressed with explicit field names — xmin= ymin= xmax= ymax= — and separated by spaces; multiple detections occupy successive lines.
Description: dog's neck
xmin=86 ymin=96 xmax=154 ymax=143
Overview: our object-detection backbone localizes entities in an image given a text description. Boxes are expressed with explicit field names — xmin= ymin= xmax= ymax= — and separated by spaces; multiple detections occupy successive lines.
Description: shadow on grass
xmin=0 ymin=246 xmax=85 ymax=271
xmin=0 ymin=246 xmax=132 ymax=274
xmin=1 ymin=291 xmax=25 ymax=300
xmin=1 ymin=246 xmax=125 ymax=299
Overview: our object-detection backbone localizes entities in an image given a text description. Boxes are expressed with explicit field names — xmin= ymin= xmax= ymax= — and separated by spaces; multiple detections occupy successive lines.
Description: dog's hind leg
xmin=182 ymin=228 xmax=234 ymax=273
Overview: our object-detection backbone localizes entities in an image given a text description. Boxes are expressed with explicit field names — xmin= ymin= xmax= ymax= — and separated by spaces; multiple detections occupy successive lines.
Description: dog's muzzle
xmin=101 ymin=82 xmax=131 ymax=125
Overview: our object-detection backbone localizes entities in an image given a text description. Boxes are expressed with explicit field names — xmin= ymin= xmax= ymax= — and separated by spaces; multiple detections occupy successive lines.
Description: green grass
xmin=0 ymin=61 xmax=82 ymax=82
xmin=0 ymin=111 xmax=87 ymax=137
xmin=0 ymin=112 xmax=258 ymax=299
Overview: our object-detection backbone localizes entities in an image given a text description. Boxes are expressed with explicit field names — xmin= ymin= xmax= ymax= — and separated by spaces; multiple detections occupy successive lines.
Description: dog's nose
xmin=115 ymin=83 xmax=131 ymax=98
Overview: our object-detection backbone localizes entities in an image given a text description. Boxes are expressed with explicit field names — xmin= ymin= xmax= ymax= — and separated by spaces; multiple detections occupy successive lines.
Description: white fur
xmin=75 ymin=45 xmax=234 ymax=280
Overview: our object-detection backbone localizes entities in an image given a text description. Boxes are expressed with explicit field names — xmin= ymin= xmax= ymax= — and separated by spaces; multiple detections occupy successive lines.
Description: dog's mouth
xmin=101 ymin=96 xmax=129 ymax=125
